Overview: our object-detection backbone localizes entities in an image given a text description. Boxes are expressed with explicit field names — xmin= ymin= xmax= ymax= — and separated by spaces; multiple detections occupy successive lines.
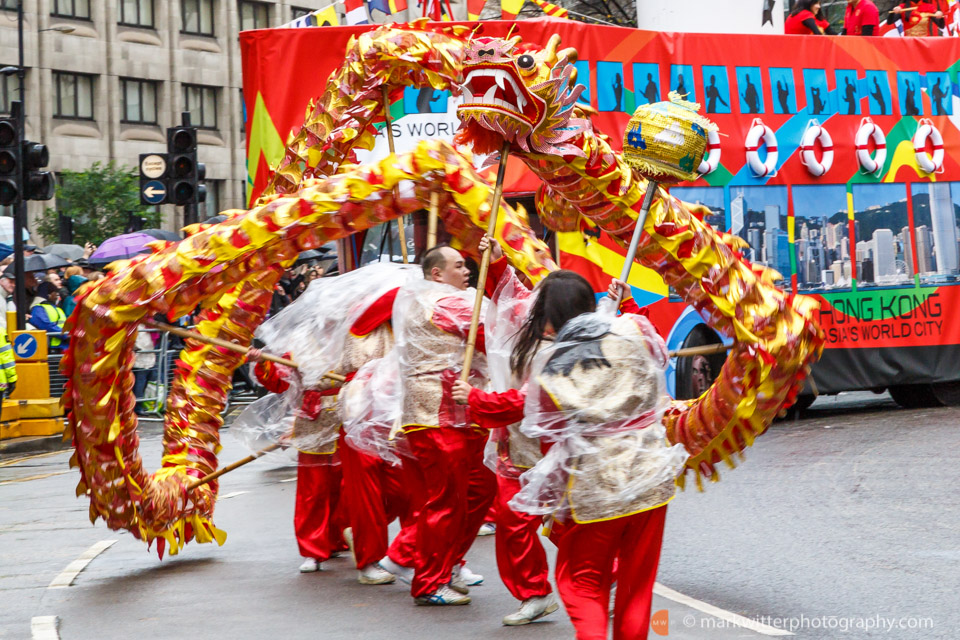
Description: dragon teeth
xmin=495 ymin=72 xmax=506 ymax=91
xmin=482 ymin=85 xmax=498 ymax=103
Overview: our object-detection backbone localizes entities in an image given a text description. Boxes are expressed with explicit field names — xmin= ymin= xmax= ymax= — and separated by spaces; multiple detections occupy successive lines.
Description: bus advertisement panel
xmin=242 ymin=20 xmax=960 ymax=405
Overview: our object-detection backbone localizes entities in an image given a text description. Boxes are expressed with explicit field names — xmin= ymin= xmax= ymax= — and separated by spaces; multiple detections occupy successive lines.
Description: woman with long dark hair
xmin=453 ymin=237 xmax=642 ymax=627
xmin=785 ymin=0 xmax=832 ymax=34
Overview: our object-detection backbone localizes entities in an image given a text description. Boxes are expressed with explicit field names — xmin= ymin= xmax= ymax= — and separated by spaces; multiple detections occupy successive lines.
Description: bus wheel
xmin=931 ymin=382 xmax=960 ymax=407
xmin=889 ymin=384 xmax=943 ymax=409
xmin=676 ymin=326 xmax=726 ymax=400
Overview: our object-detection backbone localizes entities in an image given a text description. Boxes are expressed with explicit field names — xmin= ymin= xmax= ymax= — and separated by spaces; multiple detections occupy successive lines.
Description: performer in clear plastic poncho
xmin=391 ymin=243 xmax=499 ymax=606
xmin=452 ymin=238 xmax=650 ymax=627
xmin=250 ymin=264 xmax=422 ymax=584
xmin=509 ymin=303 xmax=688 ymax=639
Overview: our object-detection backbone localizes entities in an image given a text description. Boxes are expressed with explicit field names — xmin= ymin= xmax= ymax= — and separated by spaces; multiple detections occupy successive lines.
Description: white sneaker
xmin=358 ymin=563 xmax=396 ymax=585
xmin=502 ymin=594 xmax=560 ymax=626
xmin=379 ymin=555 xmax=414 ymax=585
xmin=477 ymin=522 xmax=496 ymax=536
xmin=299 ymin=558 xmax=321 ymax=573
xmin=343 ymin=527 xmax=355 ymax=561
xmin=456 ymin=563 xmax=484 ymax=586
xmin=414 ymin=584 xmax=471 ymax=606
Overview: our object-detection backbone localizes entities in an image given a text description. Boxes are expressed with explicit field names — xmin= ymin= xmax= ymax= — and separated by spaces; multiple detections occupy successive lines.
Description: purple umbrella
xmin=88 ymin=232 xmax=156 ymax=266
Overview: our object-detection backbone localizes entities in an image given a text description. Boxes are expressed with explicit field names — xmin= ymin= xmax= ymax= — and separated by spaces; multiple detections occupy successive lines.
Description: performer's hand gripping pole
xmin=461 ymin=140 xmax=511 ymax=382
xmin=611 ymin=182 xmax=658 ymax=308
xmin=382 ymin=85 xmax=408 ymax=264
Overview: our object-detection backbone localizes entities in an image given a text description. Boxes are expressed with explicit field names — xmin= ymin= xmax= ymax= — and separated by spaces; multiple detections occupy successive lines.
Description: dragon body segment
xmin=65 ymin=24 xmax=822 ymax=554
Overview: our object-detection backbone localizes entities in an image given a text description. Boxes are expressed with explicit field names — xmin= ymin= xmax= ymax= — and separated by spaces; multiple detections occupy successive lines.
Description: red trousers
xmin=294 ymin=451 xmax=346 ymax=561
xmin=339 ymin=440 xmax=415 ymax=569
xmin=495 ymin=473 xmax=552 ymax=601
xmin=385 ymin=455 xmax=423 ymax=568
xmin=551 ymin=505 xmax=668 ymax=640
xmin=405 ymin=427 xmax=496 ymax=597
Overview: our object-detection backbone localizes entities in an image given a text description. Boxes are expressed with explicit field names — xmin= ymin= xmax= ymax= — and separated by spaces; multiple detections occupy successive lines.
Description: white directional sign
xmin=140 ymin=154 xmax=167 ymax=179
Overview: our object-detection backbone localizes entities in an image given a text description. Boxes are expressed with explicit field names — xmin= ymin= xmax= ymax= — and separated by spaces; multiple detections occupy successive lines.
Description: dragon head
xmin=455 ymin=34 xmax=587 ymax=157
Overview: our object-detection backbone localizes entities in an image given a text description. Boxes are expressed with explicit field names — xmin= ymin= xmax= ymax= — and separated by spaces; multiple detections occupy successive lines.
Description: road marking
xmin=31 ymin=616 xmax=59 ymax=640
xmin=0 ymin=471 xmax=71 ymax=485
xmin=0 ymin=450 xmax=67 ymax=467
xmin=654 ymin=582 xmax=794 ymax=636
xmin=218 ymin=491 xmax=249 ymax=500
xmin=48 ymin=540 xmax=117 ymax=589
xmin=279 ymin=477 xmax=297 ymax=483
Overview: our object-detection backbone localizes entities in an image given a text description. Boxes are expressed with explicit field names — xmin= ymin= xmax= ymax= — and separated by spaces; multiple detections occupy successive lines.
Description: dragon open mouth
xmin=461 ymin=68 xmax=532 ymax=115
xmin=456 ymin=65 xmax=544 ymax=154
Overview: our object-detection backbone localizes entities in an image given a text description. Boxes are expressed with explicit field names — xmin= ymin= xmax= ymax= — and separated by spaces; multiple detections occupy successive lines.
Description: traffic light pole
xmin=13 ymin=0 xmax=26 ymax=330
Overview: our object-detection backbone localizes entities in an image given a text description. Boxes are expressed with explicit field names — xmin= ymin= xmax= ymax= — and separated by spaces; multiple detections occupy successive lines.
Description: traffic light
xmin=167 ymin=126 xmax=206 ymax=206
xmin=22 ymin=140 xmax=54 ymax=201
xmin=0 ymin=115 xmax=21 ymax=206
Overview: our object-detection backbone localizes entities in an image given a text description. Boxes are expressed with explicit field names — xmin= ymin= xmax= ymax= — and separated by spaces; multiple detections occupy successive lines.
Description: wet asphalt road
xmin=1 ymin=391 xmax=956 ymax=639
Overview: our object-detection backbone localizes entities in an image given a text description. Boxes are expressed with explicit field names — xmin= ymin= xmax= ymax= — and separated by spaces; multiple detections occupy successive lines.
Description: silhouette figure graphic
xmin=642 ymin=73 xmax=658 ymax=105
xmin=810 ymin=86 xmax=826 ymax=114
xmin=705 ymin=75 xmax=728 ymax=113
xmin=416 ymin=87 xmax=444 ymax=113
xmin=843 ymin=78 xmax=857 ymax=115
xmin=930 ymin=78 xmax=948 ymax=116
xmin=676 ymin=73 xmax=687 ymax=98
xmin=777 ymin=80 xmax=791 ymax=113
xmin=743 ymin=76 xmax=760 ymax=114
xmin=871 ymin=78 xmax=887 ymax=114
xmin=612 ymin=73 xmax=623 ymax=111
xmin=903 ymin=80 xmax=920 ymax=116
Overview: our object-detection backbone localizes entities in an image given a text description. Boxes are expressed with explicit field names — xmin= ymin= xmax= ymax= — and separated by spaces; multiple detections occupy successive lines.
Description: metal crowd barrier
xmin=43 ymin=327 xmax=264 ymax=418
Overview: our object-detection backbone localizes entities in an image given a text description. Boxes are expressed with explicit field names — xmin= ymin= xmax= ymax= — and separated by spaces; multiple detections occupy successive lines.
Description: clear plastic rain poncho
xmin=482 ymin=267 xmax=543 ymax=479
xmin=508 ymin=311 xmax=690 ymax=524
xmin=393 ymin=277 xmax=488 ymax=430
xmin=340 ymin=349 xmax=410 ymax=465
xmin=256 ymin=262 xmax=420 ymax=388
xmin=232 ymin=262 xmax=419 ymax=459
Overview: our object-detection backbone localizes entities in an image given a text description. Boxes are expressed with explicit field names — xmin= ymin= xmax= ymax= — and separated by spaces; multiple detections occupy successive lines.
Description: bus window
xmin=909 ymin=182 xmax=960 ymax=283
xmin=793 ymin=185 xmax=850 ymax=291
xmin=729 ymin=186 xmax=790 ymax=280
xmin=851 ymin=183 xmax=911 ymax=288
xmin=670 ymin=186 xmax=725 ymax=231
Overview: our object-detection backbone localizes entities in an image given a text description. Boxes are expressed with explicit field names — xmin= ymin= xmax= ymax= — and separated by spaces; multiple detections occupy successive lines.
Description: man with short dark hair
xmin=30 ymin=282 xmax=67 ymax=351
xmin=393 ymin=242 xmax=496 ymax=606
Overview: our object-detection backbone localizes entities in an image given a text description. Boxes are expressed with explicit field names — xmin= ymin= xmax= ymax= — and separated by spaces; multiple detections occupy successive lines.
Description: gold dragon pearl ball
xmin=622 ymin=92 xmax=719 ymax=184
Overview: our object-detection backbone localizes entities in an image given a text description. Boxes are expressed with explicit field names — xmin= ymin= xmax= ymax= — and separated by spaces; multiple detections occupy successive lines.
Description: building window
xmin=291 ymin=6 xmax=313 ymax=19
xmin=182 ymin=0 xmax=215 ymax=35
xmin=53 ymin=72 xmax=94 ymax=120
xmin=120 ymin=0 xmax=154 ymax=27
xmin=202 ymin=179 xmax=221 ymax=219
xmin=0 ymin=73 xmax=17 ymax=115
xmin=51 ymin=0 xmax=91 ymax=19
xmin=121 ymin=79 xmax=158 ymax=124
xmin=183 ymin=84 xmax=217 ymax=129
xmin=1 ymin=0 xmax=18 ymax=11
xmin=239 ymin=1 xmax=270 ymax=30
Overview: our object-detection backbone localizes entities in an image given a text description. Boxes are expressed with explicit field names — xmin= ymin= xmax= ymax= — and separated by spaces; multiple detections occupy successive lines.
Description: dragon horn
xmin=544 ymin=34 xmax=561 ymax=62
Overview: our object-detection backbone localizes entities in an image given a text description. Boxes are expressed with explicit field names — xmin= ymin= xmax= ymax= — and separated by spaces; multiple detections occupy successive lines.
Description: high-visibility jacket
xmin=0 ymin=330 xmax=17 ymax=392
xmin=31 ymin=302 xmax=66 ymax=350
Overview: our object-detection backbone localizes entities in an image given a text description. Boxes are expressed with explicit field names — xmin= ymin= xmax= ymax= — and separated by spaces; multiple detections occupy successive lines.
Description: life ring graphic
xmin=698 ymin=129 xmax=721 ymax=175
xmin=913 ymin=118 xmax=944 ymax=173
xmin=799 ymin=120 xmax=834 ymax=178
xmin=855 ymin=117 xmax=887 ymax=175
xmin=745 ymin=118 xmax=778 ymax=178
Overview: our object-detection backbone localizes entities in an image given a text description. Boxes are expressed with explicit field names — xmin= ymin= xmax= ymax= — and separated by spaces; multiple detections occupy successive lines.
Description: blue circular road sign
xmin=142 ymin=180 xmax=167 ymax=205
xmin=13 ymin=333 xmax=38 ymax=359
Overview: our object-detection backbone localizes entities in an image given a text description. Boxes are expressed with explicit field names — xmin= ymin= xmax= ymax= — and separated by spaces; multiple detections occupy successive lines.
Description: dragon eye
xmin=517 ymin=54 xmax=536 ymax=71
